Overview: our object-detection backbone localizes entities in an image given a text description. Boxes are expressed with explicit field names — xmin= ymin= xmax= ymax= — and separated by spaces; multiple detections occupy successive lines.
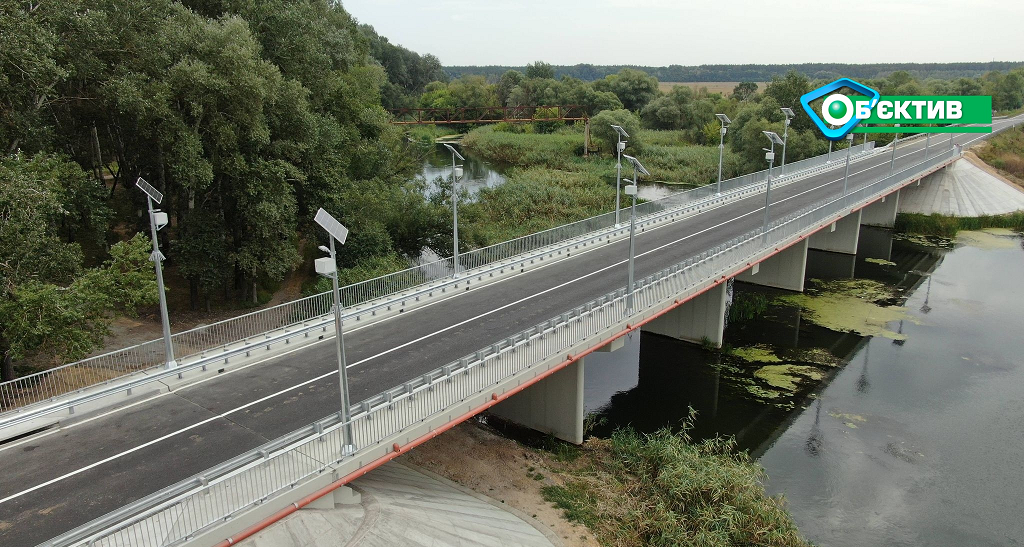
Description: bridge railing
xmin=44 ymin=145 xmax=959 ymax=547
xmin=0 ymin=141 xmax=876 ymax=412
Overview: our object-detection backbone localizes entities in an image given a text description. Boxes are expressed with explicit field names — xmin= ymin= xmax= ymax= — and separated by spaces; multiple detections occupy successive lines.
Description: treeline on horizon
xmin=445 ymin=62 xmax=1024 ymax=84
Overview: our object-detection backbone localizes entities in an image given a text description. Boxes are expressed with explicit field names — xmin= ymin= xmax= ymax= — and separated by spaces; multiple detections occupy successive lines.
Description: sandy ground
xmin=403 ymin=420 xmax=601 ymax=547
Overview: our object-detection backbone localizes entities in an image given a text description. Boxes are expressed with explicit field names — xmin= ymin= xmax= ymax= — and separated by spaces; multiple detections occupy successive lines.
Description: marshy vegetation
xmin=540 ymin=414 xmax=810 ymax=547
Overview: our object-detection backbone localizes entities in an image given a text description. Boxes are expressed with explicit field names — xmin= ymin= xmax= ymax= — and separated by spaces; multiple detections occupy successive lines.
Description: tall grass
xmin=895 ymin=212 xmax=1024 ymax=237
xmin=542 ymin=417 xmax=810 ymax=547
xmin=462 ymin=126 xmax=584 ymax=169
xmin=461 ymin=166 xmax=616 ymax=245
xmin=977 ymin=126 xmax=1024 ymax=181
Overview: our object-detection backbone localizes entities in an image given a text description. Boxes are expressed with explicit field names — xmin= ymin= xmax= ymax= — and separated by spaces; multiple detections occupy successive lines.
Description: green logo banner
xmin=856 ymin=95 xmax=992 ymax=124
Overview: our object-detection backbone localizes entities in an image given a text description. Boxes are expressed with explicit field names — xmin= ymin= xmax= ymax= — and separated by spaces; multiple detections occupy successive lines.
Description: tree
xmin=496 ymin=70 xmax=524 ymax=106
xmin=594 ymin=69 xmax=659 ymax=111
xmin=732 ymin=82 xmax=759 ymax=102
xmin=763 ymin=71 xmax=812 ymax=130
xmin=525 ymin=61 xmax=555 ymax=80
xmin=590 ymin=109 xmax=642 ymax=152
xmin=0 ymin=153 xmax=157 ymax=381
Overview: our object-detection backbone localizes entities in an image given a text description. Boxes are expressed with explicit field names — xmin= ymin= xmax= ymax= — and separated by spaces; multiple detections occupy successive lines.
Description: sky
xmin=341 ymin=0 xmax=1023 ymax=67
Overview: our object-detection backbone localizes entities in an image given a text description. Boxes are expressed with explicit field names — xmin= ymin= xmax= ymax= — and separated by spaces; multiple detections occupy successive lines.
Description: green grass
xmin=404 ymin=125 xmax=454 ymax=144
xmin=541 ymin=418 xmax=811 ymax=547
xmin=730 ymin=292 xmax=770 ymax=323
xmin=895 ymin=212 xmax=1024 ymax=237
xmin=460 ymin=165 xmax=617 ymax=246
xmin=461 ymin=126 xmax=585 ymax=169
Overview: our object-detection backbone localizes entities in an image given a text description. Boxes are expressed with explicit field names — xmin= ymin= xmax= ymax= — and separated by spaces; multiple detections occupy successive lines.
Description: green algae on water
xmin=956 ymin=228 xmax=1021 ymax=250
xmin=777 ymin=279 xmax=914 ymax=340
xmin=754 ymin=365 xmax=824 ymax=392
xmin=732 ymin=344 xmax=782 ymax=363
xmin=865 ymin=257 xmax=897 ymax=266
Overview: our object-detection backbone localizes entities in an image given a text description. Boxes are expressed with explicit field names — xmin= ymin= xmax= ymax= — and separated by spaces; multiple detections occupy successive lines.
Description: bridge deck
xmin=0 ymin=118 xmax=1019 ymax=547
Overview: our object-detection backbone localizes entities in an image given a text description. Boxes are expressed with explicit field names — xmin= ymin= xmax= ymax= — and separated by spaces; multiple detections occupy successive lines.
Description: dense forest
xmin=446 ymin=62 xmax=1024 ymax=84
xmin=0 ymin=0 xmax=454 ymax=381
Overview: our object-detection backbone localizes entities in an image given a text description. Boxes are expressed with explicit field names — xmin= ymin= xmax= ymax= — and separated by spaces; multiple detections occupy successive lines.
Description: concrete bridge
xmin=0 ymin=116 xmax=1020 ymax=547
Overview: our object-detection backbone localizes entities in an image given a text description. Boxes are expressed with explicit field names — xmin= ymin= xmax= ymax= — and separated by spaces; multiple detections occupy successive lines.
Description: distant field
xmin=658 ymin=81 xmax=766 ymax=95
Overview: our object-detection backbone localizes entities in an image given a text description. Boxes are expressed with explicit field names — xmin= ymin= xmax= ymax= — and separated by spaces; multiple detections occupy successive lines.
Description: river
xmin=417 ymin=142 xmax=682 ymax=201
xmin=582 ymin=226 xmax=1024 ymax=546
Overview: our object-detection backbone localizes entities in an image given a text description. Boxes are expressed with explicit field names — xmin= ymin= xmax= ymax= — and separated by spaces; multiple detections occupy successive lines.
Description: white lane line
xmin=0 ymin=123 xmax=1002 ymax=504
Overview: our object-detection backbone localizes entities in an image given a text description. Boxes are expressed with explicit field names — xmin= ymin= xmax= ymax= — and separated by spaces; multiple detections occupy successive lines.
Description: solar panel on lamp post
xmin=313 ymin=208 xmax=355 ymax=456
xmin=611 ymin=124 xmax=630 ymax=226
xmin=621 ymin=154 xmax=650 ymax=310
xmin=780 ymin=107 xmax=795 ymax=176
xmin=443 ymin=143 xmax=465 ymax=277
xmin=715 ymin=114 xmax=732 ymax=195
xmin=762 ymin=131 xmax=785 ymax=240
xmin=135 ymin=178 xmax=176 ymax=369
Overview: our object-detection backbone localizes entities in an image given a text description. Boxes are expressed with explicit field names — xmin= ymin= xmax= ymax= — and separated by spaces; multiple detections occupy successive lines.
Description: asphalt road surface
xmin=1 ymin=117 xmax=1019 ymax=546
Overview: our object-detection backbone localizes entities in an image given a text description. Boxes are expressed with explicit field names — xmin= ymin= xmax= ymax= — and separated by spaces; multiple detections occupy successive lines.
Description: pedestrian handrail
xmin=0 ymin=142 xmax=878 ymax=413
xmin=43 ymin=145 xmax=958 ymax=547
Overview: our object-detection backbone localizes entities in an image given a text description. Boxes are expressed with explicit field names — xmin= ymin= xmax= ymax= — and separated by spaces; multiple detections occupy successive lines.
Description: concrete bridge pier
xmin=809 ymin=210 xmax=862 ymax=254
xmin=641 ymin=282 xmax=728 ymax=348
xmin=736 ymin=238 xmax=809 ymax=292
xmin=490 ymin=359 xmax=584 ymax=444
xmin=858 ymin=226 xmax=895 ymax=262
xmin=861 ymin=190 xmax=901 ymax=227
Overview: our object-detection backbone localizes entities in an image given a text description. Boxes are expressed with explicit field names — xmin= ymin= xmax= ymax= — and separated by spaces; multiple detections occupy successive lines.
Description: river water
xmin=417 ymin=142 xmax=681 ymax=201
xmin=582 ymin=226 xmax=1024 ymax=547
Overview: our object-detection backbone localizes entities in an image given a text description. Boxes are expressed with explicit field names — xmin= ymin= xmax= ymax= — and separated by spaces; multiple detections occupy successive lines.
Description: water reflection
xmin=419 ymin=143 xmax=506 ymax=197
xmin=582 ymin=226 xmax=1024 ymax=546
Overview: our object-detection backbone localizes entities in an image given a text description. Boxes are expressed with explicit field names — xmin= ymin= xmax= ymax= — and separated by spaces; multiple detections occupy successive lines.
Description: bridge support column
xmin=861 ymin=190 xmax=900 ymax=227
xmin=641 ymin=282 xmax=727 ymax=347
xmin=809 ymin=210 xmax=861 ymax=254
xmin=736 ymin=238 xmax=808 ymax=292
xmin=491 ymin=359 xmax=584 ymax=444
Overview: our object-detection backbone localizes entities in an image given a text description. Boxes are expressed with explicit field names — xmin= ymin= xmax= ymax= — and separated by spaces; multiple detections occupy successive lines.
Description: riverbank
xmin=574 ymin=226 xmax=1024 ymax=546
xmin=407 ymin=418 xmax=810 ymax=547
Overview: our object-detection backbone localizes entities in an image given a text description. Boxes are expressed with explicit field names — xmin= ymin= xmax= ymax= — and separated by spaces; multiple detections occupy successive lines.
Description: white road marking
xmin=1 ymin=122 xmax=1010 ymax=504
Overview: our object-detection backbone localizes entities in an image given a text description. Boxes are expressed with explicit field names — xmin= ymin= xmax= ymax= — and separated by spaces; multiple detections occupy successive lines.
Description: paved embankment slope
xmin=899 ymin=154 xmax=1024 ymax=216
xmin=236 ymin=462 xmax=556 ymax=547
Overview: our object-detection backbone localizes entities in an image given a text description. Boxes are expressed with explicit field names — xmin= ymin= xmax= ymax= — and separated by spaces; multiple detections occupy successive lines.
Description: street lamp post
xmin=925 ymin=132 xmax=931 ymax=158
xmin=827 ymin=126 xmax=834 ymax=162
xmin=762 ymin=131 xmax=785 ymax=239
xmin=313 ymin=208 xmax=355 ymax=455
xmin=443 ymin=143 xmax=465 ymax=277
xmin=135 ymin=178 xmax=176 ymax=369
xmin=611 ymin=125 xmax=629 ymax=226
xmin=889 ymin=123 xmax=901 ymax=175
xmin=842 ymin=133 xmax=854 ymax=197
xmin=621 ymin=154 xmax=650 ymax=310
xmin=780 ymin=107 xmax=795 ymax=176
xmin=715 ymin=114 xmax=731 ymax=195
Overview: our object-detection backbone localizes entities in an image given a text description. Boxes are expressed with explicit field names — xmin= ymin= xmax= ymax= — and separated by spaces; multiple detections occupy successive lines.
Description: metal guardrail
xmin=44 ymin=145 xmax=959 ymax=547
xmin=0 ymin=142 xmax=877 ymax=413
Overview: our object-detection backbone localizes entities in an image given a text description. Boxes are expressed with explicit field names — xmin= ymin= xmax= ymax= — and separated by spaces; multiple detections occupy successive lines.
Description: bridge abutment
xmin=736 ymin=238 xmax=808 ymax=292
xmin=641 ymin=282 xmax=728 ymax=348
xmin=490 ymin=359 xmax=584 ymax=444
xmin=809 ymin=210 xmax=862 ymax=254
xmin=861 ymin=190 xmax=901 ymax=227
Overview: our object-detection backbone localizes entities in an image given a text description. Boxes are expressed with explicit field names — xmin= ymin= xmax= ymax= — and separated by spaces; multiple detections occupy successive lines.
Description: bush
xmin=590 ymin=109 xmax=642 ymax=153
xmin=542 ymin=419 xmax=811 ymax=547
